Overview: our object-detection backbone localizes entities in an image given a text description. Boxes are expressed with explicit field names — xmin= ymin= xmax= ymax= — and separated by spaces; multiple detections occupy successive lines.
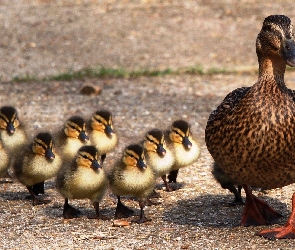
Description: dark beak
xmin=137 ymin=159 xmax=147 ymax=170
xmin=6 ymin=122 xmax=15 ymax=134
xmin=282 ymin=39 xmax=295 ymax=67
xmin=79 ymin=131 xmax=89 ymax=142
xmin=45 ymin=148 xmax=55 ymax=161
xmin=91 ymin=160 xmax=101 ymax=170
xmin=157 ymin=144 xmax=166 ymax=156
xmin=183 ymin=136 xmax=192 ymax=150
xmin=105 ymin=125 xmax=114 ymax=136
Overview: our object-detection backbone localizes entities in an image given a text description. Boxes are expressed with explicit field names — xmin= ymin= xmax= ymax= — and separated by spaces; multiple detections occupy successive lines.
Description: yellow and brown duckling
xmin=211 ymin=162 xmax=243 ymax=205
xmin=0 ymin=106 xmax=27 ymax=154
xmin=56 ymin=145 xmax=107 ymax=219
xmin=143 ymin=129 xmax=174 ymax=192
xmin=89 ymin=110 xmax=118 ymax=165
xmin=13 ymin=132 xmax=62 ymax=205
xmin=57 ymin=116 xmax=89 ymax=160
xmin=165 ymin=120 xmax=201 ymax=185
xmin=205 ymin=15 xmax=295 ymax=239
xmin=0 ymin=139 xmax=10 ymax=177
xmin=108 ymin=144 xmax=156 ymax=224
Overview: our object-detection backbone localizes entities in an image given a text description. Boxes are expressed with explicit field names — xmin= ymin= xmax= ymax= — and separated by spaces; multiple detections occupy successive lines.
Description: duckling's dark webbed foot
xmin=27 ymin=186 xmax=50 ymax=206
xmin=63 ymin=201 xmax=81 ymax=219
xmin=149 ymin=189 xmax=161 ymax=198
xmin=168 ymin=170 xmax=179 ymax=183
xmin=32 ymin=197 xmax=51 ymax=206
xmin=32 ymin=182 xmax=45 ymax=196
xmin=257 ymin=192 xmax=295 ymax=239
xmin=115 ymin=197 xmax=134 ymax=218
xmin=241 ymin=185 xmax=282 ymax=226
xmin=132 ymin=200 xmax=151 ymax=224
xmin=229 ymin=185 xmax=244 ymax=206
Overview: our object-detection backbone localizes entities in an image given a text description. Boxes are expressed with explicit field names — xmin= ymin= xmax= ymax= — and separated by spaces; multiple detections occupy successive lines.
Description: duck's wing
xmin=206 ymin=87 xmax=250 ymax=128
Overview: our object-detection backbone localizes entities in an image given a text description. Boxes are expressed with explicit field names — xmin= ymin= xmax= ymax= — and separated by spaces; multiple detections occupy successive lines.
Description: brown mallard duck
xmin=205 ymin=15 xmax=295 ymax=239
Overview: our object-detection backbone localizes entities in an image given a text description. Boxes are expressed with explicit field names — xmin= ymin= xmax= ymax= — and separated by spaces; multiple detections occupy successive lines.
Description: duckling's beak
xmin=157 ymin=144 xmax=166 ymax=157
xmin=6 ymin=122 xmax=15 ymax=134
xmin=105 ymin=125 xmax=114 ymax=136
xmin=137 ymin=159 xmax=147 ymax=170
xmin=91 ymin=160 xmax=101 ymax=170
xmin=45 ymin=148 xmax=55 ymax=161
xmin=182 ymin=136 xmax=192 ymax=150
xmin=283 ymin=39 xmax=295 ymax=67
xmin=78 ymin=131 xmax=89 ymax=142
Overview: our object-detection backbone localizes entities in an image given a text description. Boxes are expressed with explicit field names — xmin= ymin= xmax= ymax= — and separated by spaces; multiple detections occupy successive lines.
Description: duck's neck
xmin=258 ymin=57 xmax=286 ymax=89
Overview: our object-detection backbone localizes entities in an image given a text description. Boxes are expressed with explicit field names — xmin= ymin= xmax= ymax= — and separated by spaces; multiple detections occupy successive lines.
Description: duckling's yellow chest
xmin=207 ymin=90 xmax=295 ymax=188
xmin=21 ymin=155 xmax=62 ymax=186
xmin=0 ymin=130 xmax=26 ymax=152
xmin=90 ymin=131 xmax=117 ymax=154
xmin=65 ymin=168 xmax=107 ymax=199
xmin=62 ymin=138 xmax=89 ymax=159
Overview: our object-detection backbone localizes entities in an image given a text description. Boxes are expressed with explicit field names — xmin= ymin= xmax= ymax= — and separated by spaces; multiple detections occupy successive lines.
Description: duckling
xmin=0 ymin=105 xmax=27 ymax=154
xmin=211 ymin=162 xmax=243 ymax=205
xmin=56 ymin=145 xmax=107 ymax=219
xmin=89 ymin=110 xmax=118 ymax=164
xmin=0 ymin=139 xmax=10 ymax=177
xmin=13 ymin=132 xmax=62 ymax=205
xmin=57 ymin=116 xmax=89 ymax=160
xmin=166 ymin=120 xmax=201 ymax=185
xmin=143 ymin=129 xmax=174 ymax=192
xmin=205 ymin=15 xmax=295 ymax=239
xmin=108 ymin=144 xmax=156 ymax=224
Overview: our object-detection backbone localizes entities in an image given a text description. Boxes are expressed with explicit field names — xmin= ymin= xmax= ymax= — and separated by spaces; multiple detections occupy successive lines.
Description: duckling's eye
xmin=81 ymin=154 xmax=89 ymax=160
xmin=95 ymin=118 xmax=102 ymax=123
xmin=173 ymin=129 xmax=180 ymax=135
xmin=69 ymin=125 xmax=76 ymax=129
xmin=34 ymin=141 xmax=46 ymax=150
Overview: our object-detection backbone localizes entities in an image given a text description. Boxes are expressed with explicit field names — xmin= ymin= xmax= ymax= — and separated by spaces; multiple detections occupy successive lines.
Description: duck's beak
xmin=157 ymin=144 xmax=166 ymax=156
xmin=182 ymin=136 xmax=192 ymax=150
xmin=105 ymin=125 xmax=114 ymax=136
xmin=283 ymin=39 xmax=295 ymax=67
xmin=137 ymin=159 xmax=147 ymax=170
xmin=91 ymin=160 xmax=101 ymax=170
xmin=6 ymin=122 xmax=15 ymax=134
xmin=45 ymin=148 xmax=55 ymax=161
xmin=79 ymin=131 xmax=89 ymax=142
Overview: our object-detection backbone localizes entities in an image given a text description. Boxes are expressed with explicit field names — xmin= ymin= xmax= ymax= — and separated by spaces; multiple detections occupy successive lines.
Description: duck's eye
xmin=263 ymin=25 xmax=272 ymax=32
xmin=173 ymin=130 xmax=180 ymax=135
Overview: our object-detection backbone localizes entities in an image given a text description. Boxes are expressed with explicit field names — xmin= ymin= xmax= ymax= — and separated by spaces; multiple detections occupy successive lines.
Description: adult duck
xmin=205 ymin=15 xmax=295 ymax=239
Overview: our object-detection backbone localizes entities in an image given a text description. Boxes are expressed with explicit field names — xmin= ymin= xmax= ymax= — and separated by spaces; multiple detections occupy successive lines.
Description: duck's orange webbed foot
xmin=258 ymin=193 xmax=295 ymax=239
xmin=241 ymin=185 xmax=282 ymax=226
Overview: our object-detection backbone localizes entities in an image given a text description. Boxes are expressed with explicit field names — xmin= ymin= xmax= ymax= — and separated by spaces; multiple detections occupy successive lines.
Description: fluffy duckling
xmin=89 ymin=110 xmax=118 ymax=164
xmin=108 ymin=144 xmax=156 ymax=223
xmin=57 ymin=116 xmax=89 ymax=160
xmin=56 ymin=145 xmax=107 ymax=219
xmin=143 ymin=129 xmax=174 ymax=192
xmin=13 ymin=132 xmax=62 ymax=205
xmin=0 ymin=106 xmax=27 ymax=154
xmin=205 ymin=15 xmax=295 ymax=239
xmin=212 ymin=162 xmax=243 ymax=205
xmin=0 ymin=139 xmax=10 ymax=177
xmin=165 ymin=120 xmax=201 ymax=184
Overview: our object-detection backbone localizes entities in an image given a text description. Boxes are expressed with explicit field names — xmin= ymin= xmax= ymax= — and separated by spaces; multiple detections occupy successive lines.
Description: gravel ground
xmin=2 ymin=1 xmax=295 ymax=249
